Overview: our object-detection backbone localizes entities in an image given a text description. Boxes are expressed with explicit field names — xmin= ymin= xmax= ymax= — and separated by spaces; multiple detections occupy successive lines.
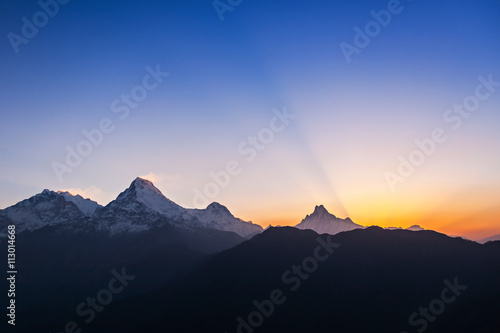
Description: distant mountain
xmin=57 ymin=191 xmax=102 ymax=215
xmin=294 ymin=205 xmax=364 ymax=235
xmin=406 ymin=224 xmax=425 ymax=231
xmin=0 ymin=177 xmax=262 ymax=238
xmin=93 ymin=177 xmax=262 ymax=237
xmin=385 ymin=225 xmax=425 ymax=231
xmin=478 ymin=233 xmax=500 ymax=244
xmin=92 ymin=177 xmax=192 ymax=234
xmin=189 ymin=202 xmax=262 ymax=238
xmin=0 ymin=189 xmax=101 ymax=236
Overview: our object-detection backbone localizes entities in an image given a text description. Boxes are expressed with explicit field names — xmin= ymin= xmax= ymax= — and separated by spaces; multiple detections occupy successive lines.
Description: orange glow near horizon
xmin=235 ymin=182 xmax=500 ymax=241
xmin=252 ymin=209 xmax=500 ymax=241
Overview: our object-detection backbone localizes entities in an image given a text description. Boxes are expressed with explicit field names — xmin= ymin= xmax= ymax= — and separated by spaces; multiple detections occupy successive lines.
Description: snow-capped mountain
xmin=57 ymin=191 xmax=101 ymax=216
xmin=406 ymin=225 xmax=425 ymax=231
xmin=0 ymin=189 xmax=101 ymax=235
xmin=92 ymin=177 xmax=191 ymax=233
xmin=113 ymin=177 xmax=185 ymax=218
xmin=294 ymin=205 xmax=364 ymax=235
xmin=1 ymin=177 xmax=262 ymax=238
xmin=93 ymin=177 xmax=262 ymax=237
xmin=189 ymin=202 xmax=262 ymax=238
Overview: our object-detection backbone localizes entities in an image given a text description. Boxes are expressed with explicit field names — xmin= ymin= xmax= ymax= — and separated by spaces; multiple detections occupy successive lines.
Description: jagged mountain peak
xmin=34 ymin=189 xmax=60 ymax=200
xmin=311 ymin=205 xmax=336 ymax=218
xmin=406 ymin=225 xmax=425 ymax=231
xmin=56 ymin=191 xmax=101 ymax=216
xmin=132 ymin=177 xmax=157 ymax=189
xmin=117 ymin=177 xmax=165 ymax=200
xmin=206 ymin=202 xmax=232 ymax=215
xmin=14 ymin=189 xmax=100 ymax=217
xmin=107 ymin=177 xmax=184 ymax=219
xmin=96 ymin=178 xmax=262 ymax=237
xmin=0 ymin=189 xmax=95 ymax=235
xmin=1 ymin=177 xmax=264 ymax=238
xmin=295 ymin=205 xmax=364 ymax=235
xmin=190 ymin=201 xmax=262 ymax=238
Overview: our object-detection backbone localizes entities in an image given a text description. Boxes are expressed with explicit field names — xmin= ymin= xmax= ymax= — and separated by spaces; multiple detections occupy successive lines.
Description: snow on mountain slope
xmin=0 ymin=177 xmax=262 ymax=238
xmin=57 ymin=191 xmax=101 ymax=216
xmin=406 ymin=225 xmax=425 ymax=231
xmin=188 ymin=202 xmax=263 ymax=238
xmin=91 ymin=177 xmax=192 ymax=233
xmin=0 ymin=190 xmax=98 ymax=235
xmin=91 ymin=177 xmax=261 ymax=237
xmin=113 ymin=177 xmax=185 ymax=218
xmin=295 ymin=205 xmax=364 ymax=235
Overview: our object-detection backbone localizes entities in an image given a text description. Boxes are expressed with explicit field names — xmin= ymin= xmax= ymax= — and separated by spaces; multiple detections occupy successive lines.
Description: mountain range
xmin=1 ymin=177 xmax=480 ymax=240
xmin=2 ymin=177 xmax=500 ymax=332
xmin=0 ymin=177 xmax=262 ymax=238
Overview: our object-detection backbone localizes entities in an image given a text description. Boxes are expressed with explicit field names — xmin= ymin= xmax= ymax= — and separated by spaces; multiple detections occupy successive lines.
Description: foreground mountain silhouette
xmin=42 ymin=226 xmax=499 ymax=333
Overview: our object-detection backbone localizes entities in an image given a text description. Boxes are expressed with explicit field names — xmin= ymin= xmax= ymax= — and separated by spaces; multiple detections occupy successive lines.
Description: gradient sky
xmin=1 ymin=0 xmax=499 ymax=240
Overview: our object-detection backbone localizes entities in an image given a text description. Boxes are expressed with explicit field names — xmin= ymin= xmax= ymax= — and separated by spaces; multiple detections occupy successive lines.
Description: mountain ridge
xmin=0 ymin=177 xmax=262 ymax=238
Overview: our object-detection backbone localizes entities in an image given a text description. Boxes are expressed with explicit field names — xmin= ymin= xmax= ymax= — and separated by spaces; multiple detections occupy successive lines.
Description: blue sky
xmin=1 ymin=0 xmax=499 ymax=239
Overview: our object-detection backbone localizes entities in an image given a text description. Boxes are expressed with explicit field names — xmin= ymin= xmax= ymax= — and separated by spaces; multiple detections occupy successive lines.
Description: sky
xmin=1 ymin=0 xmax=499 ymax=240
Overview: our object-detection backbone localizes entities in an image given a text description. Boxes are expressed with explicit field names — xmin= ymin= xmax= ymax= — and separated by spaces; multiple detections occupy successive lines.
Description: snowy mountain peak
xmin=406 ymin=225 xmax=425 ymax=231
xmin=0 ymin=189 xmax=94 ymax=235
xmin=295 ymin=205 xmax=364 ymax=235
xmin=56 ymin=191 xmax=101 ymax=216
xmin=189 ymin=202 xmax=262 ymax=238
xmin=112 ymin=177 xmax=184 ymax=217
xmin=1 ymin=178 xmax=264 ymax=239
xmin=132 ymin=177 xmax=160 ymax=191
xmin=312 ymin=205 xmax=335 ymax=218
xmin=35 ymin=189 xmax=59 ymax=199
xmin=206 ymin=202 xmax=232 ymax=216
xmin=119 ymin=177 xmax=164 ymax=199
